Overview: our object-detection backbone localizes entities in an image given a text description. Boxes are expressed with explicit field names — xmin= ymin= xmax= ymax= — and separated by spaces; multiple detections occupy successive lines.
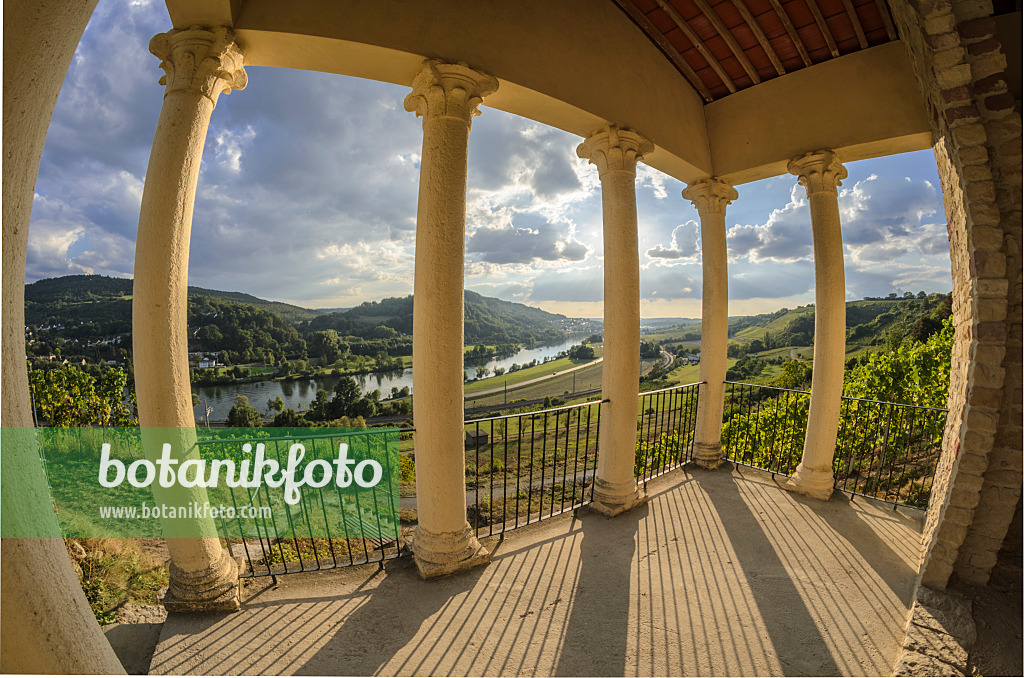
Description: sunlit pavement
xmin=150 ymin=462 xmax=923 ymax=677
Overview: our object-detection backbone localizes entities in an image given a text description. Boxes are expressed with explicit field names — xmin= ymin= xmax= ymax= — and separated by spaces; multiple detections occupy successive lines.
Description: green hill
xmin=306 ymin=290 xmax=571 ymax=345
xmin=25 ymin=275 xmax=322 ymax=327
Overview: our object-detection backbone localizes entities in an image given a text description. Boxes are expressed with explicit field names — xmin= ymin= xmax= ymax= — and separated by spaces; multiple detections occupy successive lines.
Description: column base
xmin=161 ymin=549 xmax=240 ymax=613
xmin=590 ymin=478 xmax=649 ymax=517
xmin=692 ymin=441 xmax=724 ymax=470
xmin=412 ymin=523 xmax=490 ymax=580
xmin=784 ymin=462 xmax=835 ymax=501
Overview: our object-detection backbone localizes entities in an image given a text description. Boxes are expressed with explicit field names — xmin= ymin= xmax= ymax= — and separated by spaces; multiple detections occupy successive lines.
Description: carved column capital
xmin=149 ymin=26 xmax=246 ymax=105
xmin=403 ymin=59 xmax=498 ymax=128
xmin=788 ymin=150 xmax=847 ymax=196
xmin=576 ymin=125 xmax=654 ymax=178
xmin=682 ymin=177 xmax=738 ymax=216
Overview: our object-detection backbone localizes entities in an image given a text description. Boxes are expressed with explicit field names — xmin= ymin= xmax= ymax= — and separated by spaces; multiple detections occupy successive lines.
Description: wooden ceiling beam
xmin=766 ymin=0 xmax=813 ymax=66
xmin=874 ymin=0 xmax=898 ymax=40
xmin=653 ymin=0 xmax=738 ymax=93
xmin=612 ymin=0 xmax=715 ymax=101
xmin=690 ymin=0 xmax=762 ymax=84
xmin=804 ymin=0 xmax=841 ymax=57
xmin=731 ymin=0 xmax=786 ymax=76
xmin=840 ymin=0 xmax=869 ymax=48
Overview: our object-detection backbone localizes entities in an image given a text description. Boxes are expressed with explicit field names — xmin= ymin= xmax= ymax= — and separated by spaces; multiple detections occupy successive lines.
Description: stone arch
xmin=887 ymin=0 xmax=1021 ymax=588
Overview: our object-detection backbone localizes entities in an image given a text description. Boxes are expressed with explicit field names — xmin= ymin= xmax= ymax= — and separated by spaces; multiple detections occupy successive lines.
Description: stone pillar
xmin=577 ymin=126 xmax=653 ymax=516
xmin=404 ymin=60 xmax=497 ymax=579
xmin=1 ymin=1 xmax=125 ymax=672
xmin=785 ymin=150 xmax=848 ymax=501
xmin=682 ymin=178 xmax=738 ymax=469
xmin=133 ymin=26 xmax=246 ymax=611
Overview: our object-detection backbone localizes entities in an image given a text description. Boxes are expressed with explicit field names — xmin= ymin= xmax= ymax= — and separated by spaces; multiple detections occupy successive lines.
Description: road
xmin=464 ymin=357 xmax=603 ymax=399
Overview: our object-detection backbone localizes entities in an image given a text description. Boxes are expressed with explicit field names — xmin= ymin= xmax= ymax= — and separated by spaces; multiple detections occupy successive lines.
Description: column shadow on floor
xmin=553 ymin=503 xmax=648 ymax=677
xmin=293 ymin=559 xmax=486 ymax=676
xmin=700 ymin=464 xmax=843 ymax=676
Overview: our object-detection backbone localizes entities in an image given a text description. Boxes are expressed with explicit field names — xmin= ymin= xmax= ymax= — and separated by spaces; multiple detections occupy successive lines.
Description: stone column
xmin=133 ymin=27 xmax=246 ymax=610
xmin=682 ymin=178 xmax=738 ymax=469
xmin=404 ymin=60 xmax=497 ymax=579
xmin=785 ymin=150 xmax=848 ymax=500
xmin=1 ymin=2 xmax=125 ymax=672
xmin=577 ymin=126 xmax=653 ymax=516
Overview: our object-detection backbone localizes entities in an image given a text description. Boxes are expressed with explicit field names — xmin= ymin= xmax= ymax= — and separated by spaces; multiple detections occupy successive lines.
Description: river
xmin=194 ymin=335 xmax=588 ymax=421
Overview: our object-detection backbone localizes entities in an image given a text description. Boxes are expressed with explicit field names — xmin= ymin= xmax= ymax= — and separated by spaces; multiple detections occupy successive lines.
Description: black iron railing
xmin=834 ymin=396 xmax=946 ymax=508
xmin=721 ymin=381 xmax=945 ymax=508
xmin=464 ymin=398 xmax=602 ymax=537
xmin=635 ymin=383 xmax=700 ymax=484
xmin=721 ymin=382 xmax=810 ymax=477
xmin=197 ymin=429 xmax=403 ymax=579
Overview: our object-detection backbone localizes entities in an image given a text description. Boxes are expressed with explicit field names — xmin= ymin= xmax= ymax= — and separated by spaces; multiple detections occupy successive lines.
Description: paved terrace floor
xmin=149 ymin=463 xmax=924 ymax=676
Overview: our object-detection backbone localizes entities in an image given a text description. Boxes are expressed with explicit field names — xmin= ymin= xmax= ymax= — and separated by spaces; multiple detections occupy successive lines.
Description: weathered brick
xmin=967 ymin=37 xmax=1003 ymax=56
xmin=982 ymin=92 xmax=1017 ymax=113
xmin=937 ymin=63 xmax=974 ymax=89
xmin=917 ymin=0 xmax=953 ymax=19
xmin=925 ymin=13 xmax=958 ymax=34
xmin=966 ymin=201 xmax=1000 ymax=225
xmin=951 ymin=122 xmax=988 ymax=146
xmin=945 ymin=104 xmax=981 ymax=125
xmin=967 ymin=550 xmax=999 ymax=568
xmin=927 ymin=31 xmax=961 ymax=51
xmin=957 ymin=144 xmax=989 ymax=165
xmin=954 ymin=472 xmax=986 ymax=494
xmin=975 ymin=297 xmax=1008 ymax=322
xmin=969 ymin=226 xmax=1004 ymax=250
xmin=971 ymin=52 xmax=1009 ymax=79
xmin=962 ymin=428 xmax=995 ymax=452
xmin=971 ymin=250 xmax=1006 ymax=277
xmin=950 ymin=0 xmax=998 ymax=21
xmin=984 ymin=469 xmax=1021 ymax=488
xmin=997 ymin=486 xmax=1022 ymax=503
xmin=962 ymin=164 xmax=993 ymax=182
xmin=967 ymin=385 xmax=1005 ymax=409
xmin=971 ymin=358 xmax=1005 ymax=389
xmin=944 ymin=506 xmax=975 ymax=525
xmin=935 ymin=47 xmax=968 ymax=70
xmin=941 ymin=85 xmax=972 ymax=104
xmin=964 ymin=179 xmax=997 ymax=202
xmin=971 ymin=73 xmax=1008 ymax=96
xmin=984 ymin=117 xmax=1023 ymax=143
xmin=957 ymin=17 xmax=996 ymax=40
xmin=957 ymin=451 xmax=990 ymax=475
xmin=966 ymin=406 xmax=1001 ymax=433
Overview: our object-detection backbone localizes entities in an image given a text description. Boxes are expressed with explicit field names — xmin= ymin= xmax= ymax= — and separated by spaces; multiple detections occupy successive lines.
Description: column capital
xmin=403 ymin=59 xmax=498 ymax=128
xmin=682 ymin=177 xmax=738 ymax=216
xmin=149 ymin=26 xmax=246 ymax=105
xmin=788 ymin=150 xmax=847 ymax=196
xmin=576 ymin=125 xmax=653 ymax=177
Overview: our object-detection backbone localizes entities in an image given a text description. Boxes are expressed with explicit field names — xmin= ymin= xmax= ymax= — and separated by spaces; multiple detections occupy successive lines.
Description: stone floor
xmin=147 ymin=463 xmax=925 ymax=676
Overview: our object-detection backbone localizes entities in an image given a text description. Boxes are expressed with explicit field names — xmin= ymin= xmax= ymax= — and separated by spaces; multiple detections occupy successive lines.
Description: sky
xmin=27 ymin=0 xmax=954 ymax=319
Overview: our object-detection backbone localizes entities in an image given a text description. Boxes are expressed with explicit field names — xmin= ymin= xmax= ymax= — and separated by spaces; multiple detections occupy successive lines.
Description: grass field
xmin=464 ymin=345 xmax=603 ymax=395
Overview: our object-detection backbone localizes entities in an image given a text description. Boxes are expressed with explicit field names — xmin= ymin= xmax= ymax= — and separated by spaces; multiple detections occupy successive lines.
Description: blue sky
xmin=27 ymin=0 xmax=954 ymax=318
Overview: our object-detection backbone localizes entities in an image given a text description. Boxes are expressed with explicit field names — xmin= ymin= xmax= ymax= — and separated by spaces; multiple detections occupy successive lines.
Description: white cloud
xmin=646 ymin=220 xmax=700 ymax=260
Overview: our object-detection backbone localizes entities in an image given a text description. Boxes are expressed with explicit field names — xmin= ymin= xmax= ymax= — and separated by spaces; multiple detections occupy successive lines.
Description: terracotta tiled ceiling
xmin=613 ymin=0 xmax=899 ymax=101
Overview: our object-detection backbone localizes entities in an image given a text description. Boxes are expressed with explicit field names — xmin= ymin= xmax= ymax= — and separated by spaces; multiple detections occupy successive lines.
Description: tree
xmin=567 ymin=344 xmax=596 ymax=361
xmin=266 ymin=396 xmax=285 ymax=414
xmin=307 ymin=389 xmax=331 ymax=421
xmin=226 ymin=397 xmax=262 ymax=427
xmin=773 ymin=361 xmax=812 ymax=390
xmin=308 ymin=330 xmax=343 ymax=364
xmin=271 ymin=408 xmax=311 ymax=427
xmin=330 ymin=377 xmax=361 ymax=418
xmin=475 ymin=366 xmax=490 ymax=380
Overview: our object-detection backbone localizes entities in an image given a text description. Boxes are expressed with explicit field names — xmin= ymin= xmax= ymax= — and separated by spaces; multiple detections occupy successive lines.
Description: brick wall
xmin=889 ymin=0 xmax=1022 ymax=588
